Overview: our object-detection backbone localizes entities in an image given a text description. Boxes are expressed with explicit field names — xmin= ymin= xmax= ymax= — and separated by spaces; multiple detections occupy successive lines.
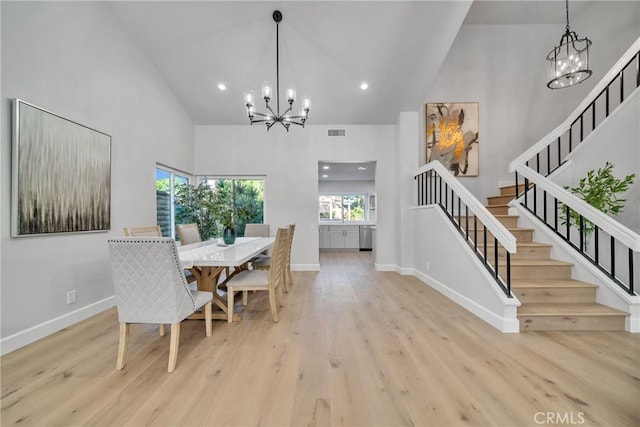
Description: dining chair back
xmin=123 ymin=225 xmax=162 ymax=237
xmin=244 ymin=223 xmax=270 ymax=237
xmin=225 ymin=227 xmax=288 ymax=323
xmin=177 ymin=223 xmax=202 ymax=245
xmin=107 ymin=237 xmax=213 ymax=372
xmin=253 ymin=223 xmax=295 ymax=292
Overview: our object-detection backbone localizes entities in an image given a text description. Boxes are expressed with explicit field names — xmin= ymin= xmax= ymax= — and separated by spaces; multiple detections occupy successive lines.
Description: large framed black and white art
xmin=11 ymin=99 xmax=111 ymax=236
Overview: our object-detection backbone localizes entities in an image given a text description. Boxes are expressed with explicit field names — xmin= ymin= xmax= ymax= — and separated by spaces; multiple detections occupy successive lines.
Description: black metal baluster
xmin=629 ymin=248 xmax=634 ymax=294
xmin=451 ymin=189 xmax=455 ymax=219
xmin=592 ymin=103 xmax=596 ymax=131
xmin=554 ymin=198 xmax=559 ymax=232
xmin=546 ymin=145 xmax=551 ymax=175
xmin=524 ymin=178 xmax=529 ymax=208
xmin=566 ymin=204 xmax=571 ymax=243
xmin=515 ymin=172 xmax=519 ymax=198
xmin=543 ymin=190 xmax=548 ymax=224
xmin=483 ymin=227 xmax=488 ymax=266
xmin=445 ymin=183 xmax=448 ymax=213
xmin=536 ymin=153 xmax=540 ymax=173
xmin=611 ymin=236 xmax=616 ymax=278
xmin=533 ymin=183 xmax=537 ymax=216
xmin=457 ymin=196 xmax=461 ymax=229
xmin=569 ymin=126 xmax=573 ymax=151
xmin=606 ymin=87 xmax=610 ymax=116
xmin=474 ymin=215 xmax=478 ymax=252
xmin=494 ymin=237 xmax=499 ymax=280
xmin=465 ymin=206 xmax=469 ymax=240
xmin=580 ymin=115 xmax=584 ymax=142
xmin=579 ymin=215 xmax=584 ymax=252
xmin=557 ymin=136 xmax=561 ymax=170
xmin=506 ymin=251 xmax=511 ymax=295
xmin=595 ymin=227 xmax=600 ymax=264
xmin=620 ymin=71 xmax=624 ymax=103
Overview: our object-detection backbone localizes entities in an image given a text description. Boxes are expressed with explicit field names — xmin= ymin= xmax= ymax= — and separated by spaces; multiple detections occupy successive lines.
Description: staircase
xmin=485 ymin=184 xmax=628 ymax=331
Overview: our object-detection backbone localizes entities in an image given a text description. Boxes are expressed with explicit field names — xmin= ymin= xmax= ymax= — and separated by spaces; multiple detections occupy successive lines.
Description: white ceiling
xmin=109 ymin=1 xmax=595 ymax=126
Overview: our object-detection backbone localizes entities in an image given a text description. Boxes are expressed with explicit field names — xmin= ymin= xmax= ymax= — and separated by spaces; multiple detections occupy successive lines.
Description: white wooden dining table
xmin=178 ymin=236 xmax=275 ymax=321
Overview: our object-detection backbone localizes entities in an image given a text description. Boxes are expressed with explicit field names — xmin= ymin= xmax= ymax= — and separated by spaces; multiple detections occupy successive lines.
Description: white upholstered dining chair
xmin=107 ymin=237 xmax=213 ymax=373
xmin=226 ymin=227 xmax=288 ymax=323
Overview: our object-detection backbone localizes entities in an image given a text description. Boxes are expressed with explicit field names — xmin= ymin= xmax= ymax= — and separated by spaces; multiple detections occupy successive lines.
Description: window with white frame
xmin=318 ymin=194 xmax=367 ymax=222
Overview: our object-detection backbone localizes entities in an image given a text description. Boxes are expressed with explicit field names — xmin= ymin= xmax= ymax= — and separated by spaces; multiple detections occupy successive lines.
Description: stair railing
xmin=510 ymin=37 xmax=640 ymax=176
xmin=414 ymin=161 xmax=516 ymax=297
xmin=509 ymin=38 xmax=640 ymax=295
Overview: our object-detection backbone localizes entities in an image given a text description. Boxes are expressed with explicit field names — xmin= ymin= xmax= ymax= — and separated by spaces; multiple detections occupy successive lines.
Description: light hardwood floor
xmin=2 ymin=251 xmax=638 ymax=426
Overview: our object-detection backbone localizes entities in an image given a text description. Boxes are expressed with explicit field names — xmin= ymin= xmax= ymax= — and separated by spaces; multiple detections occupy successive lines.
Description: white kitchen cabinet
xmin=319 ymin=225 xmax=331 ymax=249
xmin=326 ymin=225 xmax=359 ymax=250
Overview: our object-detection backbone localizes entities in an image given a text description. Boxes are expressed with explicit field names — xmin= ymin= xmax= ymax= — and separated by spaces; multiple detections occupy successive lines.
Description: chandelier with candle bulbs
xmin=546 ymin=0 xmax=592 ymax=89
xmin=244 ymin=10 xmax=310 ymax=131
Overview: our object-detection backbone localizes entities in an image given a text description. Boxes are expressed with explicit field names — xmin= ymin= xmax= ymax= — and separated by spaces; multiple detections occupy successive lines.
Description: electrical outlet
xmin=67 ymin=290 xmax=77 ymax=305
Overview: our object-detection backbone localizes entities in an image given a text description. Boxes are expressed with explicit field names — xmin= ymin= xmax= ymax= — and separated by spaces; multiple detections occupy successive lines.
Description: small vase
xmin=223 ymin=226 xmax=236 ymax=244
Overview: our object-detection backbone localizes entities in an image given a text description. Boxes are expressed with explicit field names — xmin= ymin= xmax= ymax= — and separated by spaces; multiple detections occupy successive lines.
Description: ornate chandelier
xmin=546 ymin=0 xmax=592 ymax=89
xmin=244 ymin=10 xmax=310 ymax=131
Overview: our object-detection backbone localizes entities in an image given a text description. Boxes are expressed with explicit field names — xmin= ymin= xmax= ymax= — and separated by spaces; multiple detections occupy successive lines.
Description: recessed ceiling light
xmin=322 ymin=174 xmax=328 ymax=178
xmin=358 ymin=166 xmax=368 ymax=170
xmin=360 ymin=82 xmax=369 ymax=90
xmin=217 ymin=83 xmax=227 ymax=91
xmin=322 ymin=165 xmax=330 ymax=170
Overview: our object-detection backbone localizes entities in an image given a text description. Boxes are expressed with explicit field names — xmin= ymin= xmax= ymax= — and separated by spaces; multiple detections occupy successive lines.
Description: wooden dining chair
xmin=123 ymin=225 xmax=162 ymax=237
xmin=225 ymin=227 xmax=288 ymax=323
xmin=107 ymin=237 xmax=213 ymax=372
xmin=253 ymin=224 xmax=295 ymax=292
xmin=176 ymin=223 xmax=202 ymax=245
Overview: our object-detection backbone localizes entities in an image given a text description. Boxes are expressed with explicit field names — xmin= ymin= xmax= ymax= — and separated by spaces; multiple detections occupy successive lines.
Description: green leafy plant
xmin=560 ymin=162 xmax=635 ymax=239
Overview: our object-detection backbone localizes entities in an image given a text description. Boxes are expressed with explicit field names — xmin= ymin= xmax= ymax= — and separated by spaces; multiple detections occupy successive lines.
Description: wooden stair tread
xmin=498 ymin=259 xmax=573 ymax=267
xmin=511 ymin=279 xmax=597 ymax=288
xmin=518 ymin=303 xmax=627 ymax=316
xmin=487 ymin=242 xmax=551 ymax=248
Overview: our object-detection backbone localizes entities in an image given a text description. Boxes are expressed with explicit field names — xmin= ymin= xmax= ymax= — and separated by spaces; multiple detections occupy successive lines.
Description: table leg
xmin=187 ymin=266 xmax=242 ymax=321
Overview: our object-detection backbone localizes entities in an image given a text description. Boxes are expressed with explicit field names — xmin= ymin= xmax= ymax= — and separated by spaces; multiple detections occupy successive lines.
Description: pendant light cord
xmin=565 ymin=0 xmax=570 ymax=32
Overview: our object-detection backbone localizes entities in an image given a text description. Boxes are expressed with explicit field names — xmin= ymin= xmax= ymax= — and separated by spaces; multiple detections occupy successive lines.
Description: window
xmin=156 ymin=166 xmax=189 ymax=238
xmin=202 ymin=177 xmax=264 ymax=237
xmin=319 ymin=194 xmax=367 ymax=222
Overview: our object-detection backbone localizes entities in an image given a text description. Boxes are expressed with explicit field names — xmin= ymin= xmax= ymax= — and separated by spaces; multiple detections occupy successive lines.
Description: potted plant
xmin=560 ymin=162 xmax=635 ymax=248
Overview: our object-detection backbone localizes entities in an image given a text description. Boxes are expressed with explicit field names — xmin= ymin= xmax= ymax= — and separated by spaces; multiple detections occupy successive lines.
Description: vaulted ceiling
xmin=110 ymin=1 xmax=594 ymax=126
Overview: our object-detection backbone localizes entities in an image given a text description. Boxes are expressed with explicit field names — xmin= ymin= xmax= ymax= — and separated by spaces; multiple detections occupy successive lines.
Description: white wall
xmin=412 ymin=207 xmax=519 ymax=332
xmin=0 ymin=2 xmax=195 ymax=350
xmin=193 ymin=125 xmax=396 ymax=270
xmin=423 ymin=2 xmax=640 ymax=204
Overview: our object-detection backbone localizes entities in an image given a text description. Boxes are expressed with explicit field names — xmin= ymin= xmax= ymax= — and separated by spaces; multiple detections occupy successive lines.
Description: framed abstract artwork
xmin=11 ymin=99 xmax=112 ymax=236
xmin=425 ymin=102 xmax=479 ymax=176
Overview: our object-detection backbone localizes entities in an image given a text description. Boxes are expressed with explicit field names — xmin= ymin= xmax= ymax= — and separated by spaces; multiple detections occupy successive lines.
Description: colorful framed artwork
xmin=11 ymin=99 xmax=112 ymax=236
xmin=425 ymin=102 xmax=479 ymax=176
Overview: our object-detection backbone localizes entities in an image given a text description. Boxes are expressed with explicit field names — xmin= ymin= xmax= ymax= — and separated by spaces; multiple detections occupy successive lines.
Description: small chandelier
xmin=546 ymin=0 xmax=592 ymax=89
xmin=244 ymin=10 xmax=310 ymax=131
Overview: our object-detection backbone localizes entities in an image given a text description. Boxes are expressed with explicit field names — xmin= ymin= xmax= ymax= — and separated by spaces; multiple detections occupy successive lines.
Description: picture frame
xmin=425 ymin=102 xmax=479 ymax=176
xmin=11 ymin=99 xmax=112 ymax=236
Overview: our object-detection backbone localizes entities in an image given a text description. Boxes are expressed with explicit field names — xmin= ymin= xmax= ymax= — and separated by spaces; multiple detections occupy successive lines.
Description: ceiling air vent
xmin=328 ymin=129 xmax=346 ymax=137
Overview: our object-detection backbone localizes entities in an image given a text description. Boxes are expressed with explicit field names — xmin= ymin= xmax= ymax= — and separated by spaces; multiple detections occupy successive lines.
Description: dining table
xmin=178 ymin=236 xmax=275 ymax=321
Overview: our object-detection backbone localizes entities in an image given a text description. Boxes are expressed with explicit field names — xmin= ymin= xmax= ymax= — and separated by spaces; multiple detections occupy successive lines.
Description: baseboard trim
xmin=412 ymin=268 xmax=520 ymax=333
xmin=292 ymin=264 xmax=320 ymax=271
xmin=374 ymin=264 xmax=397 ymax=272
xmin=0 ymin=296 xmax=116 ymax=356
